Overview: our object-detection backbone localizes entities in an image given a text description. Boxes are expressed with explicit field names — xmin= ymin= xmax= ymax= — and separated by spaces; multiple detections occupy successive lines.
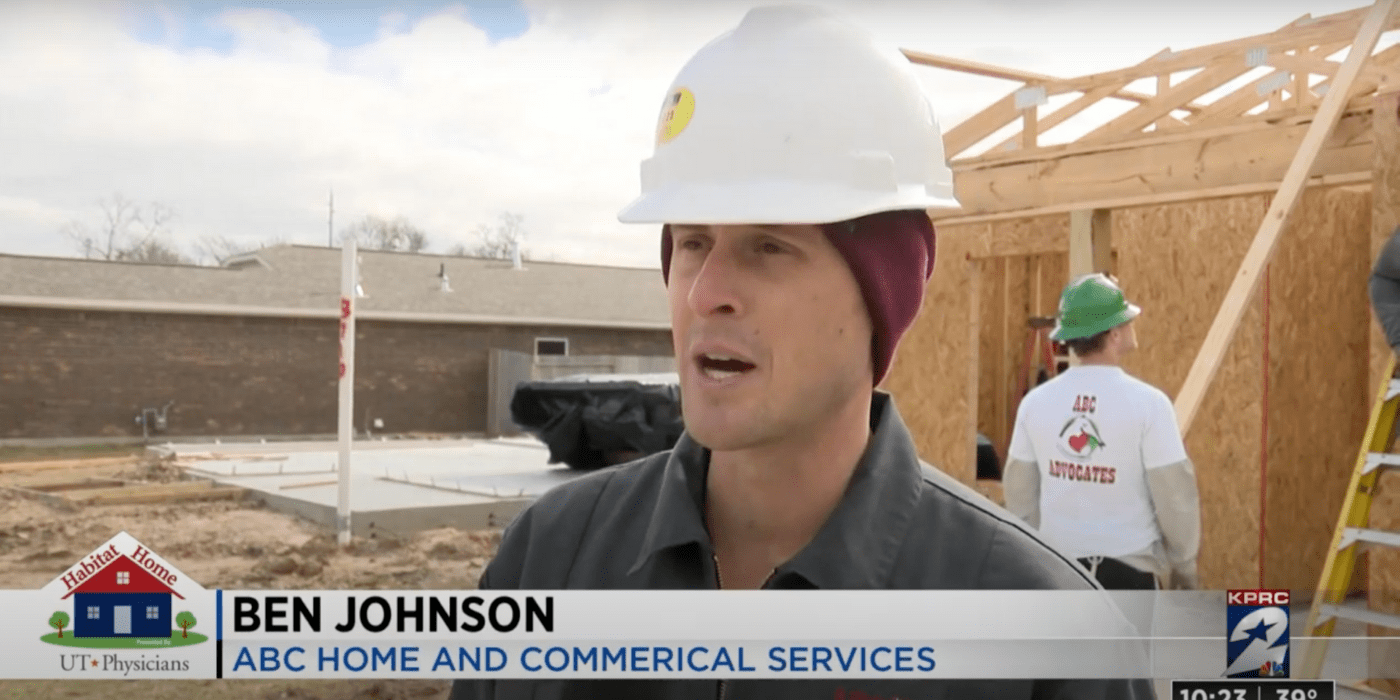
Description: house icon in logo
xmin=62 ymin=550 xmax=183 ymax=638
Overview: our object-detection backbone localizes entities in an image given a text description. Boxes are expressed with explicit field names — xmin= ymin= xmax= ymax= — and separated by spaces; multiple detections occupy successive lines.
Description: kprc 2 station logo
xmin=2 ymin=531 xmax=218 ymax=678
xmin=1225 ymin=589 xmax=1289 ymax=678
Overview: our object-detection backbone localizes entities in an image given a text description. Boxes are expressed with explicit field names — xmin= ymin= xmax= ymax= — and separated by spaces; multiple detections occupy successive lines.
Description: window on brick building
xmin=535 ymin=338 xmax=568 ymax=356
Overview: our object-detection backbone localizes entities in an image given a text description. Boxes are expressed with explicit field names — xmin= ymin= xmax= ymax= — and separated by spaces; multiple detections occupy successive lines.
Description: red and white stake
xmin=337 ymin=237 xmax=357 ymax=546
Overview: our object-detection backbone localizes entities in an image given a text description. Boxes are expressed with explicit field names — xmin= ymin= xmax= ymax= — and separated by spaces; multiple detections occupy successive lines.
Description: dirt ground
xmin=0 ymin=449 xmax=502 ymax=700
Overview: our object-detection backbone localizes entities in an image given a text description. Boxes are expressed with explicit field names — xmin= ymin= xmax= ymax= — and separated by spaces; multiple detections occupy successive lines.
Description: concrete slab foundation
xmin=149 ymin=437 xmax=593 ymax=538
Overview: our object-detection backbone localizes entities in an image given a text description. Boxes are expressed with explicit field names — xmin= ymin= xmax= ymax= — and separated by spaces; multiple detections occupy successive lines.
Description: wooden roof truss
xmin=904 ymin=4 xmax=1400 ymax=223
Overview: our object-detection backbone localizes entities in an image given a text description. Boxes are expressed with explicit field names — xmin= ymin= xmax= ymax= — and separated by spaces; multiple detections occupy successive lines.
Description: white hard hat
xmin=617 ymin=4 xmax=961 ymax=225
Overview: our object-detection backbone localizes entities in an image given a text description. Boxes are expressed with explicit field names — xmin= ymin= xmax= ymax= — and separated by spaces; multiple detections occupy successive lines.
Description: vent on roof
xmin=511 ymin=239 xmax=523 ymax=271
xmin=439 ymin=263 xmax=452 ymax=292
xmin=222 ymin=252 xmax=271 ymax=270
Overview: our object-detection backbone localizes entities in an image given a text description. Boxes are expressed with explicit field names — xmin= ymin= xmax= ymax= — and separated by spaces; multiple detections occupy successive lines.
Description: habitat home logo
xmin=37 ymin=532 xmax=214 ymax=677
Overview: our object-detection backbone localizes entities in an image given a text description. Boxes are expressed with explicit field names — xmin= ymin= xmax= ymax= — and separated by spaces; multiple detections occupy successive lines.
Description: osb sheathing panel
xmin=989 ymin=214 xmax=1071 ymax=258
xmin=1116 ymin=195 xmax=1270 ymax=591
xmin=975 ymin=252 xmax=1069 ymax=458
xmin=976 ymin=257 xmax=1005 ymax=455
xmin=1036 ymin=255 xmax=1070 ymax=319
xmin=1264 ymin=187 xmax=1371 ymax=595
xmin=885 ymin=223 xmax=981 ymax=485
xmin=1370 ymin=90 xmax=1400 ymax=694
xmin=1001 ymin=256 xmax=1031 ymax=452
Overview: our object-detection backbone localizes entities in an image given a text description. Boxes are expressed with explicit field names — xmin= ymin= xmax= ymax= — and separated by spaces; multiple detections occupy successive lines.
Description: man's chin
xmin=683 ymin=416 xmax=762 ymax=454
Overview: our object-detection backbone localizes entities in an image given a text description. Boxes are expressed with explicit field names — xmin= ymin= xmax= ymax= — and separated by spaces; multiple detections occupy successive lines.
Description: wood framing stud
xmin=1022 ymin=106 xmax=1039 ymax=149
xmin=1080 ymin=62 xmax=1253 ymax=143
xmin=1068 ymin=209 xmax=1113 ymax=279
xmin=948 ymin=112 xmax=1375 ymax=217
xmin=940 ymin=172 xmax=1371 ymax=229
xmin=0 ymin=457 xmax=136 ymax=474
xmin=1156 ymin=74 xmax=1173 ymax=130
xmin=1173 ymin=0 xmax=1399 ymax=436
xmin=991 ymin=82 xmax=1127 ymax=153
xmin=900 ymin=49 xmax=1203 ymax=111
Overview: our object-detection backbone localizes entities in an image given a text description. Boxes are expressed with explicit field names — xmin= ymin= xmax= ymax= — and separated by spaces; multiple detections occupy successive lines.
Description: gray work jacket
xmin=1372 ymin=225 xmax=1400 ymax=351
xmin=449 ymin=392 xmax=1155 ymax=700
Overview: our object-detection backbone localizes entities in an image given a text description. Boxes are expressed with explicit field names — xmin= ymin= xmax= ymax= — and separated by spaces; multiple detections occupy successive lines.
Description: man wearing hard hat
xmin=452 ymin=7 xmax=1154 ymax=699
xmin=1004 ymin=274 xmax=1202 ymax=593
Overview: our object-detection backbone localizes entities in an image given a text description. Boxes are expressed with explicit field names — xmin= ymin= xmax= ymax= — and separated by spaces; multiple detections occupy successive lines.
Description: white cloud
xmin=0 ymin=0 xmax=1388 ymax=270
xmin=216 ymin=7 xmax=334 ymax=66
xmin=377 ymin=9 xmax=410 ymax=38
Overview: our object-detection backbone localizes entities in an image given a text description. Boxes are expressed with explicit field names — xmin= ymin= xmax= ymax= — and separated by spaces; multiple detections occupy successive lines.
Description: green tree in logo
xmin=49 ymin=611 xmax=70 ymax=638
xmin=175 ymin=611 xmax=197 ymax=638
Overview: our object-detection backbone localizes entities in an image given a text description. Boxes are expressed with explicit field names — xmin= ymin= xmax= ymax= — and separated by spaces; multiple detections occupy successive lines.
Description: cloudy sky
xmin=0 ymin=0 xmax=1393 ymax=269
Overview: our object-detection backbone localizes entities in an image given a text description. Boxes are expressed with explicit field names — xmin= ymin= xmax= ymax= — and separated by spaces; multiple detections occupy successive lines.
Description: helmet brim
xmin=1050 ymin=303 xmax=1142 ymax=342
xmin=617 ymin=181 xmax=961 ymax=225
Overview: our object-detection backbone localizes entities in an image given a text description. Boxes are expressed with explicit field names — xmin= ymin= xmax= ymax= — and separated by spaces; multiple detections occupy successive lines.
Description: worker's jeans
xmin=1077 ymin=556 xmax=1158 ymax=590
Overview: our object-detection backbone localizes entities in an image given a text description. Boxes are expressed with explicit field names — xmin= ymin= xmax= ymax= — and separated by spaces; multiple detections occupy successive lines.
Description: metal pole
xmin=328 ymin=189 xmax=334 ymax=248
xmin=337 ymin=237 xmax=356 ymax=545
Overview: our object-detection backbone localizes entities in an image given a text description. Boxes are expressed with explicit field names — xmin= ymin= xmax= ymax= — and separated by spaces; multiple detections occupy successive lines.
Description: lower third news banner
xmin=2 ymin=532 xmax=1379 ymax=681
xmin=5 ymin=581 xmax=1174 ymax=680
xmin=209 ymin=589 xmax=1158 ymax=679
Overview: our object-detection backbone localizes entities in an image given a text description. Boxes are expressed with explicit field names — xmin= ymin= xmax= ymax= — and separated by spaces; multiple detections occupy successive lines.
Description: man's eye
xmin=759 ymin=241 xmax=784 ymax=254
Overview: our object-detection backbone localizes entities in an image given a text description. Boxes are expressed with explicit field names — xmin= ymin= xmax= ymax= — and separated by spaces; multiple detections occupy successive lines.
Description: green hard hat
xmin=1051 ymin=273 xmax=1142 ymax=341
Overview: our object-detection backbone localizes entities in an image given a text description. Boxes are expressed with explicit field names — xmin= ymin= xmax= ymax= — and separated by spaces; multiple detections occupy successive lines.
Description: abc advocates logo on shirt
xmin=1224 ymin=589 xmax=1289 ymax=678
xmin=1056 ymin=414 xmax=1107 ymax=459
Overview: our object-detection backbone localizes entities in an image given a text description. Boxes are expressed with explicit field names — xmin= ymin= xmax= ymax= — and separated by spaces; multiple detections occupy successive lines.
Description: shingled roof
xmin=0 ymin=245 xmax=671 ymax=329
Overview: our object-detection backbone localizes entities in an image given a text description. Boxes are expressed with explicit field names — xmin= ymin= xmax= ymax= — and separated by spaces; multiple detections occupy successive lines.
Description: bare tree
xmin=62 ymin=193 xmax=192 ymax=264
xmin=117 ymin=238 xmax=188 ymax=265
xmin=450 ymin=212 xmax=529 ymax=260
xmin=341 ymin=214 xmax=430 ymax=253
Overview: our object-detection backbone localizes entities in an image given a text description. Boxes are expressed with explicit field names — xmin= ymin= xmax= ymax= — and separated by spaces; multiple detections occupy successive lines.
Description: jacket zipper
xmin=712 ymin=552 xmax=777 ymax=700
xmin=713 ymin=552 xmax=727 ymax=700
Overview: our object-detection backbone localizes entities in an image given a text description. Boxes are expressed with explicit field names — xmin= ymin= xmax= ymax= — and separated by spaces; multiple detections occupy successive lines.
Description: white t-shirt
xmin=1007 ymin=365 xmax=1188 ymax=558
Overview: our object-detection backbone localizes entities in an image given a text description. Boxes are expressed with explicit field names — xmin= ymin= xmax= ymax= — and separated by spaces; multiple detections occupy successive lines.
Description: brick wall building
xmin=0 ymin=246 xmax=673 ymax=440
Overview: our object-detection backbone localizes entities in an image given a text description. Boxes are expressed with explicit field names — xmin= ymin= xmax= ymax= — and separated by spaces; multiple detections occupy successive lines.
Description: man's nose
xmin=686 ymin=244 xmax=745 ymax=317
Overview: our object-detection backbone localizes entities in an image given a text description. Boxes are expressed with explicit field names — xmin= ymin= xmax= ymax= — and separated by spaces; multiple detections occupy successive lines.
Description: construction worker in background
xmin=451 ymin=6 xmax=1152 ymax=699
xmin=1004 ymin=274 xmax=1202 ymax=592
xmin=1370 ymin=225 xmax=1400 ymax=352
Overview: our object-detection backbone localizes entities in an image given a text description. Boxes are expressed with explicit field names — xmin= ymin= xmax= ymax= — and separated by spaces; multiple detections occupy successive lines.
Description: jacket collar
xmin=628 ymin=391 xmax=923 ymax=588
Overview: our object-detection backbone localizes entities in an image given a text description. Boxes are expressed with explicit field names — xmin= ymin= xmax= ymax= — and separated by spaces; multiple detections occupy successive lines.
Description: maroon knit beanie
xmin=660 ymin=210 xmax=936 ymax=385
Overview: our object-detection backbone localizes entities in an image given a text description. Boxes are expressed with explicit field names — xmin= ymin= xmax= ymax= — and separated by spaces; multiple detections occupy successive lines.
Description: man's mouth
xmin=696 ymin=353 xmax=757 ymax=380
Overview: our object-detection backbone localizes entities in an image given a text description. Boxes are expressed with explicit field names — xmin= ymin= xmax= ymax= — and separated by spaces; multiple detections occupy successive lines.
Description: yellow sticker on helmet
xmin=656 ymin=87 xmax=695 ymax=145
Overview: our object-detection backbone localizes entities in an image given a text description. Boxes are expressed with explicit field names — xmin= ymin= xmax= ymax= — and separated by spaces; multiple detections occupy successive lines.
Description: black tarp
xmin=512 ymin=376 xmax=1004 ymax=478
xmin=510 ymin=379 xmax=685 ymax=471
